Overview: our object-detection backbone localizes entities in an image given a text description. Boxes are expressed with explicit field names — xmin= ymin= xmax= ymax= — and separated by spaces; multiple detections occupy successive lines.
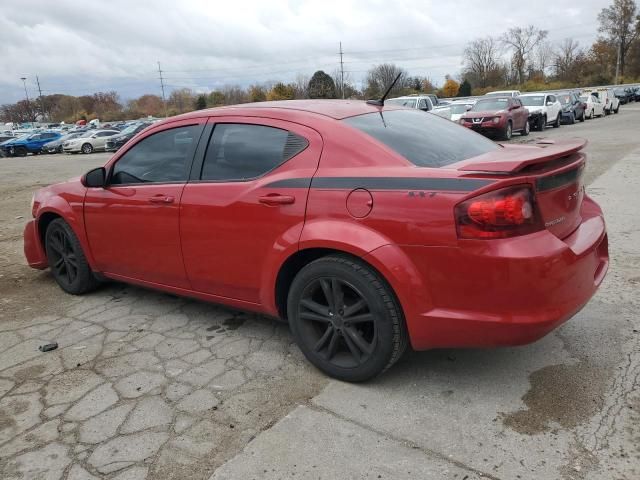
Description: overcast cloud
xmin=0 ymin=0 xmax=609 ymax=103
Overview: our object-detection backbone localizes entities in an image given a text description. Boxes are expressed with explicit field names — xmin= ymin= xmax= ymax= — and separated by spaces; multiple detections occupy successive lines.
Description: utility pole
xmin=614 ymin=41 xmax=621 ymax=85
xmin=20 ymin=77 xmax=31 ymax=124
xmin=158 ymin=61 xmax=168 ymax=118
xmin=339 ymin=42 xmax=345 ymax=99
xmin=36 ymin=75 xmax=46 ymax=122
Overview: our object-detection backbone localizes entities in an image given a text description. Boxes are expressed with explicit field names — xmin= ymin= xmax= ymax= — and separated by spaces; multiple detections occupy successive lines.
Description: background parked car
xmin=587 ymin=88 xmax=619 ymax=114
xmin=459 ymin=96 xmax=529 ymax=140
xmin=614 ymin=88 xmax=630 ymax=104
xmin=42 ymin=132 xmax=86 ymax=154
xmin=386 ymin=95 xmax=452 ymax=120
xmin=484 ymin=90 xmax=521 ymax=98
xmin=63 ymin=130 xmax=120 ymax=154
xmin=1 ymin=132 xmax=62 ymax=157
xmin=556 ymin=92 xmax=586 ymax=124
xmin=519 ymin=93 xmax=562 ymax=130
xmin=580 ymin=94 xmax=605 ymax=118
xmin=449 ymin=100 xmax=476 ymax=122
xmin=104 ymin=122 xmax=152 ymax=152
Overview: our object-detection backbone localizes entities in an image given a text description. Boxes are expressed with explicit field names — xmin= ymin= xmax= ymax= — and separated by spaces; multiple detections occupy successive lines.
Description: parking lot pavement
xmin=0 ymin=107 xmax=638 ymax=480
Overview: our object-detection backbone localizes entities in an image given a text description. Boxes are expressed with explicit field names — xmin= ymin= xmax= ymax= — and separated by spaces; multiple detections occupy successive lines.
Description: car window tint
xmin=111 ymin=125 xmax=200 ymax=185
xmin=344 ymin=110 xmax=498 ymax=168
xmin=200 ymin=123 xmax=308 ymax=181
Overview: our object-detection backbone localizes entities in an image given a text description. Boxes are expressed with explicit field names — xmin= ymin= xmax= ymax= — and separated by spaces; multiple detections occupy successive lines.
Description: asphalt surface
xmin=0 ymin=106 xmax=639 ymax=479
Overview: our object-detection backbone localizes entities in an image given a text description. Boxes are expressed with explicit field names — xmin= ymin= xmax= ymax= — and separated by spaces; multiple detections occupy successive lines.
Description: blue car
xmin=1 ymin=131 xmax=62 ymax=157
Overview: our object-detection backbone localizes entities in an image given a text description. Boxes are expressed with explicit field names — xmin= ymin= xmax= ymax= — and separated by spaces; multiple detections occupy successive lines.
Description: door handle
xmin=258 ymin=194 xmax=295 ymax=206
xmin=148 ymin=195 xmax=175 ymax=204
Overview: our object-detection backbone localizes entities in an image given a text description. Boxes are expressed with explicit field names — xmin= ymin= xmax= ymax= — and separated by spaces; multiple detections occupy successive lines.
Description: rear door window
xmin=200 ymin=123 xmax=308 ymax=181
xmin=344 ymin=110 xmax=498 ymax=168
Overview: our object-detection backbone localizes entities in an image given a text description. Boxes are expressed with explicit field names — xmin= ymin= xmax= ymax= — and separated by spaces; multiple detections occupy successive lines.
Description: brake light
xmin=455 ymin=185 xmax=543 ymax=239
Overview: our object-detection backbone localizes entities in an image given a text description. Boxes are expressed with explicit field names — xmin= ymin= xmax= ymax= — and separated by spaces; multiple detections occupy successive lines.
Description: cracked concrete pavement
xmin=0 ymin=107 xmax=639 ymax=479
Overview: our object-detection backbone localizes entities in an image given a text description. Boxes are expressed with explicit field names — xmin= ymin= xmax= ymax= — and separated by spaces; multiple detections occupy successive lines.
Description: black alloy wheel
xmin=45 ymin=219 xmax=99 ymax=294
xmin=288 ymin=256 xmax=407 ymax=382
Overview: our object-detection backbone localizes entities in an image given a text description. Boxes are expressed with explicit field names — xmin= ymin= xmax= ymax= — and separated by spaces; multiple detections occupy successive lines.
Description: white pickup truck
xmin=386 ymin=95 xmax=452 ymax=120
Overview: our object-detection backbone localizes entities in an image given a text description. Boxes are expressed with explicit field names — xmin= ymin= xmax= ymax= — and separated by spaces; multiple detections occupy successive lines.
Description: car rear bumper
xmin=393 ymin=196 xmax=608 ymax=350
xmin=24 ymin=219 xmax=48 ymax=269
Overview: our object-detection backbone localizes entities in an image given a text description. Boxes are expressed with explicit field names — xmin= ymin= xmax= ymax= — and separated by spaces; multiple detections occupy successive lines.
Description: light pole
xmin=20 ymin=77 xmax=31 ymax=123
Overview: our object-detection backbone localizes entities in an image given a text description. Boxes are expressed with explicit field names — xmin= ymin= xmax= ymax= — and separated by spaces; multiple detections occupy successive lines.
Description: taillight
xmin=455 ymin=185 xmax=543 ymax=239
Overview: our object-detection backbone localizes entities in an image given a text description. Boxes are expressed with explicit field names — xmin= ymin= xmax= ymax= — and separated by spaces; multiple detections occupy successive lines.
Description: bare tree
xmin=534 ymin=40 xmax=554 ymax=78
xmin=293 ymin=73 xmax=309 ymax=99
xmin=501 ymin=25 xmax=549 ymax=84
xmin=598 ymin=0 xmax=640 ymax=78
xmin=553 ymin=38 xmax=583 ymax=81
xmin=365 ymin=64 xmax=407 ymax=99
xmin=462 ymin=37 xmax=502 ymax=88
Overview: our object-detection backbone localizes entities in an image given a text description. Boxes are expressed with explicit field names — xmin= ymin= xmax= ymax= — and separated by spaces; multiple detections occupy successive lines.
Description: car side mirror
xmin=82 ymin=167 xmax=106 ymax=188
xmin=466 ymin=105 xmax=472 ymax=111
xmin=546 ymin=101 xmax=553 ymax=106
xmin=511 ymin=104 xmax=520 ymax=109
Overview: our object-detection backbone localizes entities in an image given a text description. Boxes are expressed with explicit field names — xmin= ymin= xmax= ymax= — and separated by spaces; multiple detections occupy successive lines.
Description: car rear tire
xmin=45 ymin=219 xmax=99 ymax=295
xmin=81 ymin=143 xmax=93 ymax=154
xmin=287 ymin=255 xmax=408 ymax=382
xmin=553 ymin=113 xmax=561 ymax=128
xmin=614 ymin=107 xmax=619 ymax=114
xmin=16 ymin=146 xmax=28 ymax=157
xmin=520 ymin=120 xmax=530 ymax=136
xmin=579 ymin=110 xmax=585 ymax=122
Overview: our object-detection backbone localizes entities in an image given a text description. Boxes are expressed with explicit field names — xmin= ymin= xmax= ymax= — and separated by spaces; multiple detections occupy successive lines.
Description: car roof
xmin=172 ymin=100 xmax=405 ymax=121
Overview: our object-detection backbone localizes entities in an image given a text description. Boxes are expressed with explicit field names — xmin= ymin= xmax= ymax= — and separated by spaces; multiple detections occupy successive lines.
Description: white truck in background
xmin=386 ymin=95 xmax=452 ymax=120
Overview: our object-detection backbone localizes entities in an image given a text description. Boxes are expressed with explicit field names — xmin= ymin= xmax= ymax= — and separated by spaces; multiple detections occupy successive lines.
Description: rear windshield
xmin=343 ymin=110 xmax=498 ymax=168
xmin=386 ymin=98 xmax=417 ymax=108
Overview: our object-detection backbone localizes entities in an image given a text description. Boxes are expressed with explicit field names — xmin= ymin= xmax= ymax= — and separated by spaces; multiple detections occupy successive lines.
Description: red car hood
xmin=451 ymin=139 xmax=587 ymax=173
xmin=461 ymin=110 xmax=504 ymax=118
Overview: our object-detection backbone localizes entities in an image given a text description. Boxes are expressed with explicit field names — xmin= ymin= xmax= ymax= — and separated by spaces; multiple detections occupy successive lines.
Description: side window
xmin=200 ymin=123 xmax=308 ymax=181
xmin=111 ymin=125 xmax=200 ymax=185
xmin=97 ymin=131 xmax=111 ymax=137
xmin=418 ymin=99 xmax=429 ymax=110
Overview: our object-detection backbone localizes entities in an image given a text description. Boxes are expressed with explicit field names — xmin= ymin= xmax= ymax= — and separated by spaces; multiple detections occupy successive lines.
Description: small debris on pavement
xmin=39 ymin=342 xmax=58 ymax=352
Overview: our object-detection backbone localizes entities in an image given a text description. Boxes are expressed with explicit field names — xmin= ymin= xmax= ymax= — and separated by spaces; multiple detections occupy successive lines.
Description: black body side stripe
xmin=536 ymin=165 xmax=583 ymax=192
xmin=266 ymin=177 xmax=493 ymax=191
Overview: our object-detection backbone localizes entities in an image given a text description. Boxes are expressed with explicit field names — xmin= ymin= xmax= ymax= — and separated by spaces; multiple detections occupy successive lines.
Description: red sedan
xmin=24 ymin=101 xmax=608 ymax=382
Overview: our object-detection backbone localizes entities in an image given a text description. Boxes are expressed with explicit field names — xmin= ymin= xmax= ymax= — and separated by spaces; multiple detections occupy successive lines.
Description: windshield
xmin=119 ymin=124 xmax=140 ymax=135
xmin=579 ymin=96 xmax=588 ymax=102
xmin=520 ymin=95 xmax=545 ymax=106
xmin=558 ymin=95 xmax=573 ymax=104
xmin=386 ymin=98 xmax=417 ymax=108
xmin=485 ymin=92 xmax=512 ymax=97
xmin=450 ymin=104 xmax=470 ymax=114
xmin=343 ymin=110 xmax=498 ymax=168
xmin=471 ymin=99 xmax=509 ymax=111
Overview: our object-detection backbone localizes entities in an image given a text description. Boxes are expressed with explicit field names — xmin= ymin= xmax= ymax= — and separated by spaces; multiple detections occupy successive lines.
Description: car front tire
xmin=520 ymin=120 xmax=530 ymax=136
xmin=287 ymin=255 xmax=408 ymax=382
xmin=81 ymin=143 xmax=93 ymax=154
xmin=45 ymin=219 xmax=99 ymax=295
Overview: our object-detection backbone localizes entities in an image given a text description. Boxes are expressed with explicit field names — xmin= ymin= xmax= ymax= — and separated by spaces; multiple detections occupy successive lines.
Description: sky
xmin=0 ymin=0 xmax=610 ymax=104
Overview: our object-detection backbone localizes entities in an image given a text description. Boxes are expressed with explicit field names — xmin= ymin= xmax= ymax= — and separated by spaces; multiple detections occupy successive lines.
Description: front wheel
xmin=579 ymin=110 xmax=585 ymax=122
xmin=287 ymin=256 xmax=407 ymax=382
xmin=538 ymin=115 xmax=546 ymax=131
xmin=81 ymin=143 xmax=93 ymax=154
xmin=502 ymin=121 xmax=513 ymax=140
xmin=45 ymin=219 xmax=99 ymax=295
xmin=567 ymin=112 xmax=575 ymax=125
xmin=553 ymin=113 xmax=561 ymax=128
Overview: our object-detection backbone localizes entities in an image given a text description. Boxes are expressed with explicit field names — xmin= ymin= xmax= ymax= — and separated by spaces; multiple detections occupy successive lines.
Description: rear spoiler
xmin=458 ymin=139 xmax=587 ymax=173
